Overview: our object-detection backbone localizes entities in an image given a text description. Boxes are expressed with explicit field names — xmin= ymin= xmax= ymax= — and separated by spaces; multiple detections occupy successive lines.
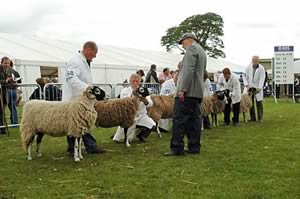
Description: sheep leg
xmin=124 ymin=128 xmax=130 ymax=147
xmin=36 ymin=132 xmax=44 ymax=158
xmin=211 ymin=113 xmax=215 ymax=127
xmin=156 ymin=123 xmax=162 ymax=138
xmin=243 ymin=112 xmax=246 ymax=122
xmin=74 ymin=137 xmax=80 ymax=162
xmin=201 ymin=118 xmax=204 ymax=131
xmin=78 ymin=137 xmax=83 ymax=159
xmin=26 ymin=135 xmax=35 ymax=161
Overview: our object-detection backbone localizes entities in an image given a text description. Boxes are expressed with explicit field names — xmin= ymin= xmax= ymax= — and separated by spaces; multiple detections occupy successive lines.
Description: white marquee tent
xmin=0 ymin=33 xmax=245 ymax=84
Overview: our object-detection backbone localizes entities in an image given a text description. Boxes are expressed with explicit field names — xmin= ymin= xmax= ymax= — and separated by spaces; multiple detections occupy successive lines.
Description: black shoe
xmin=163 ymin=150 xmax=185 ymax=156
xmin=0 ymin=130 xmax=6 ymax=135
xmin=136 ymin=134 xmax=147 ymax=143
xmin=248 ymin=119 xmax=256 ymax=122
xmin=68 ymin=152 xmax=74 ymax=158
xmin=185 ymin=149 xmax=200 ymax=154
xmin=222 ymin=123 xmax=229 ymax=126
xmin=205 ymin=126 xmax=212 ymax=129
xmin=233 ymin=123 xmax=238 ymax=127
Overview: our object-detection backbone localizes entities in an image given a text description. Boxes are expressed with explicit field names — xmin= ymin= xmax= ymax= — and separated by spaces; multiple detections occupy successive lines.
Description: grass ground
xmin=0 ymin=99 xmax=299 ymax=199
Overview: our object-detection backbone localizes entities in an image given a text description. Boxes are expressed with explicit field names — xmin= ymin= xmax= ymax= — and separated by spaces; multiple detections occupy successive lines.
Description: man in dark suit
xmin=164 ymin=33 xmax=207 ymax=156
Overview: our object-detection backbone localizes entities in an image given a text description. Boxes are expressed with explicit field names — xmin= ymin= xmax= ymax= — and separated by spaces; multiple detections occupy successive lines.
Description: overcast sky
xmin=1 ymin=0 xmax=299 ymax=65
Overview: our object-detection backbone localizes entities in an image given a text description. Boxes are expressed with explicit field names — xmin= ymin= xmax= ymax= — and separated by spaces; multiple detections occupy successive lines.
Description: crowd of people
xmin=1 ymin=33 xmax=270 ymax=158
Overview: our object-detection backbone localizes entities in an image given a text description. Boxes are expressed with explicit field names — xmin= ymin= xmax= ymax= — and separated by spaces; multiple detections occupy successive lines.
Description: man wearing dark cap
xmin=164 ymin=33 xmax=206 ymax=156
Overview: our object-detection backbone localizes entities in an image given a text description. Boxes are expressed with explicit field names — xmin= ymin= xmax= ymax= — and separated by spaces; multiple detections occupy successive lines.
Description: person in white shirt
xmin=62 ymin=41 xmax=105 ymax=156
xmin=113 ymin=74 xmax=155 ymax=143
xmin=243 ymin=55 xmax=266 ymax=122
xmin=202 ymin=71 xmax=213 ymax=129
xmin=218 ymin=68 xmax=241 ymax=126
xmin=158 ymin=70 xmax=179 ymax=132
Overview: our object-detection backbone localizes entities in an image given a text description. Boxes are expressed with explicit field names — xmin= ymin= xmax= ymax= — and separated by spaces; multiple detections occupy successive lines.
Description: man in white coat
xmin=62 ymin=41 xmax=105 ymax=156
xmin=244 ymin=55 xmax=266 ymax=122
xmin=113 ymin=74 xmax=155 ymax=143
xmin=218 ymin=68 xmax=241 ymax=126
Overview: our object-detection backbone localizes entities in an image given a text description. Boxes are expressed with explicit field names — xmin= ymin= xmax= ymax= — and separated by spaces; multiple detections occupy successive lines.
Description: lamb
xmin=147 ymin=94 xmax=174 ymax=136
xmin=94 ymin=96 xmax=140 ymax=146
xmin=20 ymin=86 xmax=105 ymax=162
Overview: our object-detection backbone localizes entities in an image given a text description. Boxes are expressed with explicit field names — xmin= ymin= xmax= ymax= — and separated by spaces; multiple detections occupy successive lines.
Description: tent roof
xmin=0 ymin=33 xmax=245 ymax=72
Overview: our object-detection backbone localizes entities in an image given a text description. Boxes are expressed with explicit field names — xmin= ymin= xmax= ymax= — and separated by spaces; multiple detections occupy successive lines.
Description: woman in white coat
xmin=113 ymin=74 xmax=155 ymax=143
xmin=243 ymin=56 xmax=266 ymax=122
xmin=218 ymin=68 xmax=241 ymax=126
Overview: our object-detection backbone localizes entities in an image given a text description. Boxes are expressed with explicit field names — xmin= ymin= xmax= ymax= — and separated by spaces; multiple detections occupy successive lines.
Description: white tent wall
xmin=294 ymin=60 xmax=300 ymax=73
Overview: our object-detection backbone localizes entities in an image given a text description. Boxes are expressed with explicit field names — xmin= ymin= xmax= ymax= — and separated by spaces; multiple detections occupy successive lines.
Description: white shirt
xmin=203 ymin=78 xmax=213 ymax=97
xmin=218 ymin=73 xmax=241 ymax=104
xmin=160 ymin=79 xmax=176 ymax=95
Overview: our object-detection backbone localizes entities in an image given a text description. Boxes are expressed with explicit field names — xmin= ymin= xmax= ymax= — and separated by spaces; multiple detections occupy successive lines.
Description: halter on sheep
xmin=20 ymin=85 xmax=105 ymax=162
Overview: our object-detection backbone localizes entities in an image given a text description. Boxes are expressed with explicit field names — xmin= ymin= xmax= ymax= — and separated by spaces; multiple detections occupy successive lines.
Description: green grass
xmin=0 ymin=99 xmax=299 ymax=199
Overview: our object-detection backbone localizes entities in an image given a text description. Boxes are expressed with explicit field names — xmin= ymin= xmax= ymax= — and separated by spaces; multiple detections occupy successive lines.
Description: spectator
xmin=6 ymin=59 xmax=21 ymax=125
xmin=145 ymin=64 xmax=159 ymax=84
xmin=43 ymin=78 xmax=62 ymax=101
xmin=29 ymin=77 xmax=45 ymax=100
xmin=158 ymin=67 xmax=172 ymax=84
xmin=136 ymin=69 xmax=145 ymax=83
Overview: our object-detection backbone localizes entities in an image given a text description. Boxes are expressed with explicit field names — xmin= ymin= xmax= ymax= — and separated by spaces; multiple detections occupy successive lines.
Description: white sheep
xmin=20 ymin=86 xmax=105 ymax=162
xmin=240 ymin=88 xmax=258 ymax=122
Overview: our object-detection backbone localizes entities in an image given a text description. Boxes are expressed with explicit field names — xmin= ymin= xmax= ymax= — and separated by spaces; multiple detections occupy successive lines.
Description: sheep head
xmin=85 ymin=85 xmax=106 ymax=101
xmin=248 ymin=87 xmax=261 ymax=96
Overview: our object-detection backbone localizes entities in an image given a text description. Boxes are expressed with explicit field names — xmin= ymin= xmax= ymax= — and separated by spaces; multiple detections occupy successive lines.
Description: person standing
xmin=158 ymin=67 xmax=172 ymax=84
xmin=164 ymin=33 xmax=206 ymax=156
xmin=0 ymin=57 xmax=14 ymax=134
xmin=6 ymin=60 xmax=21 ymax=125
xmin=244 ymin=55 xmax=266 ymax=122
xmin=62 ymin=41 xmax=105 ymax=156
xmin=218 ymin=68 xmax=241 ymax=126
xmin=145 ymin=64 xmax=159 ymax=84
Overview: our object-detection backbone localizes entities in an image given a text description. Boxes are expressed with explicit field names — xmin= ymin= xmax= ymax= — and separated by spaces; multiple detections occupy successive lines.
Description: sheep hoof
xmin=27 ymin=156 xmax=32 ymax=161
xmin=36 ymin=153 xmax=42 ymax=158
xmin=79 ymin=155 xmax=84 ymax=160
xmin=126 ymin=143 xmax=131 ymax=147
xmin=74 ymin=157 xmax=80 ymax=162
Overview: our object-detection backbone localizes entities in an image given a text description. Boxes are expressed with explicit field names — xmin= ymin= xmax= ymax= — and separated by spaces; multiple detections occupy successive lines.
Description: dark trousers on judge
xmin=224 ymin=98 xmax=240 ymax=125
xmin=250 ymin=94 xmax=263 ymax=121
xmin=170 ymin=97 xmax=202 ymax=153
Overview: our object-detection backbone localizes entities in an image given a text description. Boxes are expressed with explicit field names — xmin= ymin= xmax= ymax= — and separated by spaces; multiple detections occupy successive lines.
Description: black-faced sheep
xmin=20 ymin=86 xmax=105 ymax=162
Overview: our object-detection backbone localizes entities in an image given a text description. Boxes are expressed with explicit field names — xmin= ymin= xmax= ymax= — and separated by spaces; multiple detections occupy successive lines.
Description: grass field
xmin=0 ymin=99 xmax=299 ymax=199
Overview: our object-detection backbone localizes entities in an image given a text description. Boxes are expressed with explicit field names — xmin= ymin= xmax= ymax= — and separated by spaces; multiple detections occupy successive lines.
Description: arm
xmin=65 ymin=61 xmax=89 ymax=91
xmin=152 ymin=71 xmax=159 ymax=83
xmin=232 ymin=77 xmax=241 ymax=98
xmin=178 ymin=45 xmax=198 ymax=93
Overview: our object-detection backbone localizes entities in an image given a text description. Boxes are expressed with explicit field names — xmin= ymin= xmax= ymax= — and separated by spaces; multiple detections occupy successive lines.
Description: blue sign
xmin=274 ymin=46 xmax=294 ymax=52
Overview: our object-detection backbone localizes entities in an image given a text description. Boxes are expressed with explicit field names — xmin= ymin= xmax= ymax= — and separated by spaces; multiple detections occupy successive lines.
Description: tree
xmin=161 ymin=12 xmax=225 ymax=59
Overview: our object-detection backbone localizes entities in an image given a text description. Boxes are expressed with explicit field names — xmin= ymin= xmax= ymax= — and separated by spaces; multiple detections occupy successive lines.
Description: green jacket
xmin=176 ymin=42 xmax=207 ymax=99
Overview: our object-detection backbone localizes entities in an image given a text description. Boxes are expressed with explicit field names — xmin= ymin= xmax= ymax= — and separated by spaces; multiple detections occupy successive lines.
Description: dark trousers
xmin=250 ymin=94 xmax=263 ymax=121
xmin=0 ymin=102 xmax=5 ymax=133
xmin=202 ymin=115 xmax=211 ymax=128
xmin=136 ymin=125 xmax=152 ymax=138
xmin=224 ymin=99 xmax=240 ymax=124
xmin=7 ymin=89 xmax=18 ymax=124
xmin=67 ymin=133 xmax=98 ymax=153
xmin=170 ymin=97 xmax=202 ymax=153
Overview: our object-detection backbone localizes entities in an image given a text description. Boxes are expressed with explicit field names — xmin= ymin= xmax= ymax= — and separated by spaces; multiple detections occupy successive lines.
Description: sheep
xmin=20 ymin=86 xmax=105 ymax=162
xmin=240 ymin=87 xmax=258 ymax=122
xmin=94 ymin=96 xmax=140 ymax=146
xmin=147 ymin=94 xmax=174 ymax=136
xmin=94 ymin=86 xmax=149 ymax=147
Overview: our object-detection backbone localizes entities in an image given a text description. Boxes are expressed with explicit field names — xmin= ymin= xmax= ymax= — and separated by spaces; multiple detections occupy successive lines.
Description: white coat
xmin=218 ymin=73 xmax=241 ymax=104
xmin=62 ymin=52 xmax=92 ymax=101
xmin=243 ymin=64 xmax=266 ymax=101
xmin=113 ymin=87 xmax=155 ymax=142
xmin=203 ymin=78 xmax=213 ymax=97
xmin=160 ymin=79 xmax=176 ymax=95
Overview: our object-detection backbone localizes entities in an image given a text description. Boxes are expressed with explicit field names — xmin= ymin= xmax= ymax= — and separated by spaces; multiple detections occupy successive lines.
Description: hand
xmin=178 ymin=91 xmax=185 ymax=102
xmin=6 ymin=77 xmax=12 ymax=83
